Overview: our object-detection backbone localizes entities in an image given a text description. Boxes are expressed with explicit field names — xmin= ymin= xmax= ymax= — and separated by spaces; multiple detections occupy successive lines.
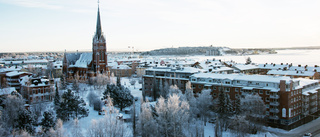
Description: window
xmin=213 ymin=86 xmax=217 ymax=90
xmin=266 ymin=83 xmax=269 ymax=86
xmin=213 ymin=93 xmax=217 ymax=97
xmin=266 ymin=91 xmax=270 ymax=95
xmin=248 ymin=81 xmax=252 ymax=84
xmin=266 ymin=97 xmax=270 ymax=102
xmin=225 ymin=88 xmax=230 ymax=92
xmin=235 ymin=88 xmax=239 ymax=92
xmin=225 ymin=81 xmax=231 ymax=84
xmin=259 ymin=90 xmax=263 ymax=94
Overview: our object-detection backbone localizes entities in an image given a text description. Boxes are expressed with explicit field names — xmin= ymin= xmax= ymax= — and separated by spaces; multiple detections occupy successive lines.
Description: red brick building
xmin=63 ymin=5 xmax=108 ymax=81
xmin=190 ymin=73 xmax=320 ymax=130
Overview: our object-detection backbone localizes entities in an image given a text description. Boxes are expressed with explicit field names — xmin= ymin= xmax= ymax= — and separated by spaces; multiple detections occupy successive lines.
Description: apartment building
xmin=190 ymin=73 xmax=320 ymax=129
xmin=142 ymin=66 xmax=202 ymax=99
xmin=20 ymin=76 xmax=54 ymax=104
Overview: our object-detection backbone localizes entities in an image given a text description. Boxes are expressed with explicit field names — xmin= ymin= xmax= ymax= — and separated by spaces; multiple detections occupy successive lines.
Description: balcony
xmin=270 ymin=102 xmax=279 ymax=106
xmin=269 ymin=115 xmax=279 ymax=120
xmin=270 ymin=95 xmax=279 ymax=99
xmin=269 ymin=108 xmax=279 ymax=113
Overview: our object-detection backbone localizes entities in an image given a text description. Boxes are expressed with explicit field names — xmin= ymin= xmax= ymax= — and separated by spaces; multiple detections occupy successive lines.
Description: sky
xmin=0 ymin=0 xmax=319 ymax=52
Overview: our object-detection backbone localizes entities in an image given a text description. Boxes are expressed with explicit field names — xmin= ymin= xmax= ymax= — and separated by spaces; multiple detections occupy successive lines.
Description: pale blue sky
xmin=0 ymin=0 xmax=319 ymax=52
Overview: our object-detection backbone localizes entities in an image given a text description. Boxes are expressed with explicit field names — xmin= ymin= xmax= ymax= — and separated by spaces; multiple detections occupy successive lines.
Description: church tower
xmin=92 ymin=5 xmax=107 ymax=74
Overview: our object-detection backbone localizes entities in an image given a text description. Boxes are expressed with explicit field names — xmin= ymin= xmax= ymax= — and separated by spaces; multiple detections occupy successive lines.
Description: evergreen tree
xmin=72 ymin=79 xmax=80 ymax=93
xmin=60 ymin=75 xmax=67 ymax=90
xmin=15 ymin=109 xmax=35 ymax=134
xmin=54 ymin=82 xmax=60 ymax=109
xmin=57 ymin=89 xmax=89 ymax=121
xmin=40 ymin=111 xmax=55 ymax=133
xmin=245 ymin=57 xmax=252 ymax=65
xmin=103 ymin=84 xmax=134 ymax=111
xmin=234 ymin=94 xmax=241 ymax=114
xmin=116 ymin=75 xmax=121 ymax=87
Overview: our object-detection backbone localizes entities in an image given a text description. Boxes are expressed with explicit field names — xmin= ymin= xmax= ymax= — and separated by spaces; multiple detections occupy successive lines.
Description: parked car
xmin=303 ymin=133 xmax=312 ymax=137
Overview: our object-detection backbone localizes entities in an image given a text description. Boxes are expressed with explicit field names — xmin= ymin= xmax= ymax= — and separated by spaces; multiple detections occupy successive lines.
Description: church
xmin=63 ymin=5 xmax=108 ymax=81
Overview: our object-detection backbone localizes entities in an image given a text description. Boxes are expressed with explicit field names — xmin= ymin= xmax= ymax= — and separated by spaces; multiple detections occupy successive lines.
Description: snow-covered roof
xmin=3 ymin=59 xmax=48 ymax=65
xmin=0 ymin=87 xmax=16 ymax=96
xmin=267 ymin=70 xmax=316 ymax=77
xmin=112 ymin=65 xmax=131 ymax=70
xmin=146 ymin=67 xmax=202 ymax=73
xmin=258 ymin=64 xmax=289 ymax=70
xmin=0 ymin=66 xmax=22 ymax=73
xmin=6 ymin=71 xmax=31 ymax=77
xmin=191 ymin=73 xmax=296 ymax=84
xmin=233 ymin=64 xmax=259 ymax=70
xmin=70 ymin=53 xmax=92 ymax=68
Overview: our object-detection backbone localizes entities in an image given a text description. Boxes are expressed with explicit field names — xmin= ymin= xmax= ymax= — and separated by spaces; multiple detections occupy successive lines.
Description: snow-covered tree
xmin=167 ymin=85 xmax=183 ymax=98
xmin=196 ymin=89 xmax=213 ymax=125
xmin=229 ymin=115 xmax=249 ymax=137
xmin=1 ymin=95 xmax=25 ymax=131
xmin=40 ymin=110 xmax=55 ymax=133
xmin=234 ymin=94 xmax=241 ymax=114
xmin=137 ymin=100 xmax=158 ymax=137
xmin=57 ymin=89 xmax=89 ymax=121
xmin=49 ymin=119 xmax=65 ymax=137
xmin=71 ymin=118 xmax=84 ymax=137
xmin=54 ymin=83 xmax=60 ymax=110
xmin=245 ymin=57 xmax=252 ymax=65
xmin=103 ymin=84 xmax=134 ymax=111
xmin=15 ymin=109 xmax=35 ymax=134
xmin=240 ymin=94 xmax=266 ymax=134
xmin=155 ymin=94 xmax=190 ymax=137
xmin=60 ymin=75 xmax=67 ymax=90
xmin=87 ymin=90 xmax=99 ymax=107
xmin=87 ymin=95 xmax=129 ymax=137
xmin=183 ymin=82 xmax=198 ymax=119
xmin=72 ymin=76 xmax=80 ymax=93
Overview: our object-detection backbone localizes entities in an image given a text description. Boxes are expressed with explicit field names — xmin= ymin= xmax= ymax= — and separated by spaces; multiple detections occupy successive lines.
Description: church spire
xmin=95 ymin=2 xmax=102 ymax=40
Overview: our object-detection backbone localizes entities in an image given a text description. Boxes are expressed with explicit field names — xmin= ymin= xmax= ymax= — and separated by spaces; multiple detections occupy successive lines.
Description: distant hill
xmin=140 ymin=46 xmax=277 ymax=56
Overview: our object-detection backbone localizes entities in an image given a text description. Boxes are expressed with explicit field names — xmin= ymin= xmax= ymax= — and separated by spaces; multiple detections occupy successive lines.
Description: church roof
xmin=95 ymin=6 xmax=102 ymax=40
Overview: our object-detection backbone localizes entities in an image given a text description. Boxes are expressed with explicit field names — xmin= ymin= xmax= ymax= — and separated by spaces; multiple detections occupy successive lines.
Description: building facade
xmin=190 ymin=73 xmax=320 ymax=130
xmin=63 ymin=5 xmax=108 ymax=81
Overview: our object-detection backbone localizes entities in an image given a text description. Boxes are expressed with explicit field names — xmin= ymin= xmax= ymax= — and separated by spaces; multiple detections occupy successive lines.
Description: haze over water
xmin=168 ymin=49 xmax=320 ymax=66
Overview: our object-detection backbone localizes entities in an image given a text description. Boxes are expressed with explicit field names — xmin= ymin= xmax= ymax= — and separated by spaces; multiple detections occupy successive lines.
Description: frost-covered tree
xmin=87 ymin=90 xmax=99 ymax=107
xmin=183 ymin=82 xmax=198 ymax=119
xmin=137 ymin=100 xmax=158 ymax=137
xmin=72 ymin=76 xmax=80 ymax=93
xmin=103 ymin=84 xmax=133 ymax=111
xmin=95 ymin=72 xmax=109 ymax=89
xmin=240 ymin=94 xmax=266 ymax=134
xmin=155 ymin=94 xmax=190 ymax=137
xmin=57 ymin=89 xmax=89 ymax=121
xmin=1 ymin=95 xmax=25 ymax=131
xmin=40 ymin=110 xmax=55 ymax=133
xmin=197 ymin=89 xmax=213 ymax=125
xmin=167 ymin=85 xmax=183 ymax=97
xmin=71 ymin=118 xmax=84 ymax=137
xmin=229 ymin=115 xmax=249 ymax=137
xmin=87 ymin=95 xmax=128 ymax=137
xmin=49 ymin=119 xmax=65 ymax=137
